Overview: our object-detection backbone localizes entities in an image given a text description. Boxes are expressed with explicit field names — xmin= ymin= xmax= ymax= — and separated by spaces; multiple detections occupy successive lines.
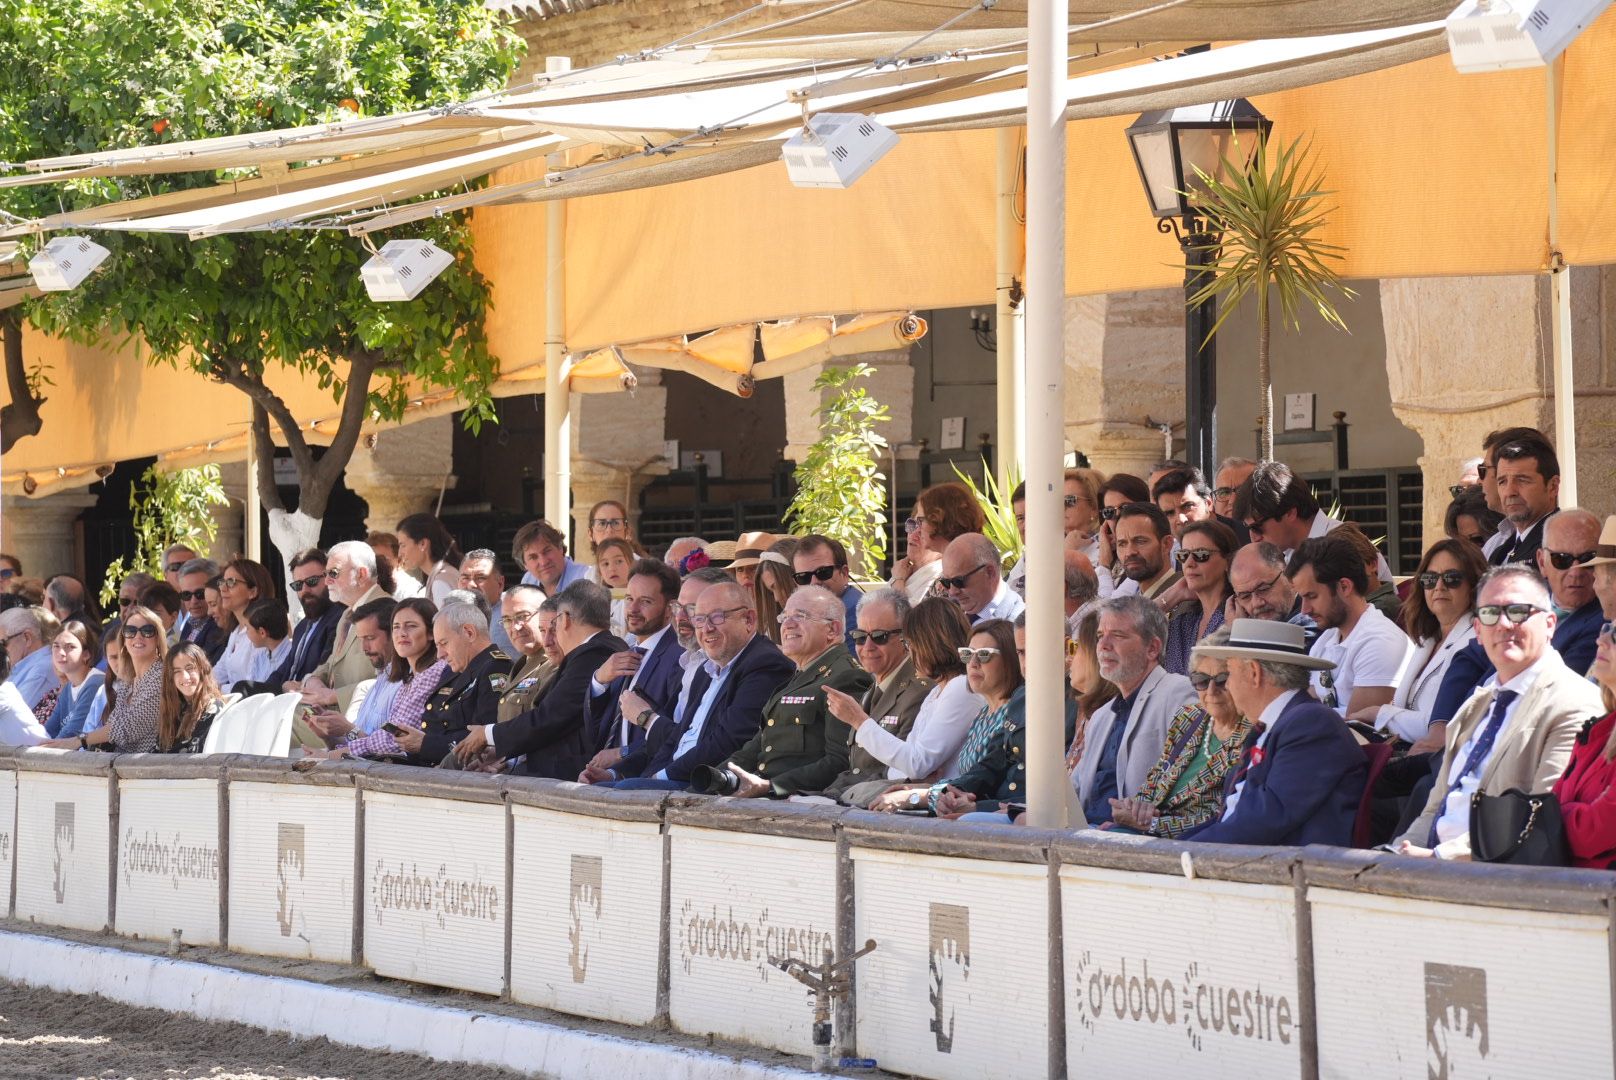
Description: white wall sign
xmin=15 ymin=771 xmax=111 ymax=933
xmin=0 ymin=771 xmax=15 ymax=917
xmin=115 ymin=778 xmax=221 ymax=946
xmin=509 ymin=806 xmax=663 ymax=1026
xmin=853 ymin=848 xmax=1049 ymax=1080
xmin=228 ymin=782 xmax=357 ymax=963
xmin=1310 ymin=888 xmax=1612 ymax=1078
xmin=1062 ymin=865 xmax=1302 ymax=1078
xmin=1284 ymin=392 xmax=1316 ymax=432
xmin=940 ymin=416 xmax=966 ymax=450
xmin=668 ymin=826 xmax=839 ymax=1055
xmin=363 ymin=791 xmax=506 ymax=996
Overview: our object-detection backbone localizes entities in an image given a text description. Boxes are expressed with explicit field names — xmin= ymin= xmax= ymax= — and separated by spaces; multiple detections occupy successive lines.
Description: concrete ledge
xmin=0 ymin=928 xmax=828 ymax=1080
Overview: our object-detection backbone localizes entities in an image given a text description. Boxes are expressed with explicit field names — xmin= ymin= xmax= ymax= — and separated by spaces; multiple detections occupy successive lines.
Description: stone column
xmin=0 ymin=489 xmax=100 ymax=581
xmin=1384 ymin=269 xmax=1616 ymax=547
xmin=1063 ymin=290 xmax=1184 ymax=479
xmin=344 ymin=415 xmax=457 ymax=535
xmin=569 ymin=367 xmax=671 ymax=552
xmin=207 ymin=460 xmax=249 ymax=564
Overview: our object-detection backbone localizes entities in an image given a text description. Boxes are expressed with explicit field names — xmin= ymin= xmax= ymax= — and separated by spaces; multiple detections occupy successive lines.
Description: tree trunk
xmin=1257 ymin=285 xmax=1273 ymax=462
xmin=0 ymin=310 xmax=45 ymax=454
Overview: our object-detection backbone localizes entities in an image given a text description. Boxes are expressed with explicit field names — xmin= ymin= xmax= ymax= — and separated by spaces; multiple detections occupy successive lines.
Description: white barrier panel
xmin=1310 ymin=888 xmax=1612 ymax=1079
xmin=0 ymin=770 xmax=15 ymax=916
xmin=229 ymin=782 xmax=357 ymax=963
xmin=852 ymin=848 xmax=1049 ymax=1080
xmin=363 ymin=791 xmax=505 ymax=996
xmin=509 ymin=805 xmax=663 ymax=1026
xmin=15 ymin=771 xmax=111 ymax=932
xmin=668 ymin=826 xmax=838 ymax=1055
xmin=1062 ymin=865 xmax=1302 ymax=1077
xmin=115 ymin=778 xmax=222 ymax=946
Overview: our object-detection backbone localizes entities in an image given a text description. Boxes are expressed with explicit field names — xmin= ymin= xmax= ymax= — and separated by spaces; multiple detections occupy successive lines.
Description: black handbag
xmin=1469 ymin=788 xmax=1570 ymax=866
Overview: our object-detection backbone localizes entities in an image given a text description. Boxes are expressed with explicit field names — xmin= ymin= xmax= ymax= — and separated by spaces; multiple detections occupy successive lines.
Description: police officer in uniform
xmin=413 ymin=601 xmax=513 ymax=765
xmin=715 ymin=586 xmax=872 ymax=798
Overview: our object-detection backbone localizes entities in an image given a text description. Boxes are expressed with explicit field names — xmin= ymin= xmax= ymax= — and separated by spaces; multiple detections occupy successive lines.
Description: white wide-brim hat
xmin=1586 ymin=516 xmax=1616 ymax=567
xmin=1192 ymin=618 xmax=1336 ymax=671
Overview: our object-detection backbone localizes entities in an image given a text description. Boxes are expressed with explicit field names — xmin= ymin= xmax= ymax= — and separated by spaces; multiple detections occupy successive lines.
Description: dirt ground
xmin=0 ymin=980 xmax=535 ymax=1080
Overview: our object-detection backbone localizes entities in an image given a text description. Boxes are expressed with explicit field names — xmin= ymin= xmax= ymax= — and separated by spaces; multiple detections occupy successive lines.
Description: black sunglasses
xmin=1418 ymin=570 xmax=1468 ymax=590
xmin=938 ymin=563 xmax=990 ymax=591
xmin=1448 ymin=484 xmax=1471 ymax=499
xmin=117 ymin=596 xmax=135 ymax=608
xmin=164 ymin=561 xmax=187 ymax=574
xmin=1188 ymin=671 xmax=1231 ymax=691
xmin=1545 ymin=549 xmax=1597 ymax=571
xmin=1476 ymin=603 xmax=1548 ymax=626
xmin=290 ymin=573 xmax=326 ymax=591
xmin=1100 ymin=506 xmax=1120 ymax=522
xmin=178 ymin=589 xmax=208 ymax=602
xmin=792 ymin=564 xmax=842 ymax=587
xmin=1175 ymin=549 xmax=1217 ymax=567
xmin=850 ymin=629 xmax=903 ymax=647
xmin=121 ymin=623 xmax=160 ymax=640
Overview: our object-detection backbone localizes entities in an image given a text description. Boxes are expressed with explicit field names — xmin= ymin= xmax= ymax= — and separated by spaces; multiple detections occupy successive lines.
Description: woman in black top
xmin=157 ymin=642 xmax=228 ymax=754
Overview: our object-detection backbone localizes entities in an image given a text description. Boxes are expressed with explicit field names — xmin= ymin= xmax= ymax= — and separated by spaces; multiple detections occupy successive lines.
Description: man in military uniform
xmin=715 ymin=585 xmax=872 ymax=798
xmin=388 ymin=601 xmax=511 ymax=766
xmin=494 ymin=588 xmax=557 ymax=723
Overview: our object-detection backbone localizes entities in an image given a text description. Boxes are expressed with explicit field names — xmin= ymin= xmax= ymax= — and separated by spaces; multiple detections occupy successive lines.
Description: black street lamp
xmin=1124 ymin=99 xmax=1271 ymax=475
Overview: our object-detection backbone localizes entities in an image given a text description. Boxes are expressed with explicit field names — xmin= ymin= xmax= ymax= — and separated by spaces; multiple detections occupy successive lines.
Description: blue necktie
xmin=1429 ymin=688 xmax=1518 ymax=846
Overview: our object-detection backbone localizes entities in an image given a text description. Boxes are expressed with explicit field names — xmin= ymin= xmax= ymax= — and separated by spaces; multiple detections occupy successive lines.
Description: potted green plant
xmin=784 ymin=363 xmax=891 ymax=575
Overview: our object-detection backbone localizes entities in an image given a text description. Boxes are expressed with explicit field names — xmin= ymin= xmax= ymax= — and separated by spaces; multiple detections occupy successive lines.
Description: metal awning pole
xmin=1023 ymin=0 xmax=1068 ymax=832
xmin=995 ymin=126 xmax=1026 ymax=477
xmin=544 ymin=56 xmax=574 ymax=541
xmin=1547 ymin=57 xmax=1577 ymax=506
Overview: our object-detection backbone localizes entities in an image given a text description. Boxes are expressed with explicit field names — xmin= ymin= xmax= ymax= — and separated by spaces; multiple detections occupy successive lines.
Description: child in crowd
xmin=157 ymin=642 xmax=228 ymax=754
xmin=596 ymin=538 xmax=635 ymax=637
xmin=243 ymin=598 xmax=291 ymax=685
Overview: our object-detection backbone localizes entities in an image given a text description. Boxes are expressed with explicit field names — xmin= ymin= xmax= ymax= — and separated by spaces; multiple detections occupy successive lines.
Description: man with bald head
xmin=703 ymin=585 xmax=873 ymax=798
xmin=1064 ymin=550 xmax=1099 ymax=635
xmin=939 ymin=533 xmax=1024 ymax=623
xmin=1534 ymin=508 xmax=1605 ymax=673
xmin=1228 ymin=542 xmax=1317 ymax=646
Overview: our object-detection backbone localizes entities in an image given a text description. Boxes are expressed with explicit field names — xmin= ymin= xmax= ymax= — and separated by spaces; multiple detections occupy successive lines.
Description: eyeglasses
xmin=1476 ymin=463 xmax=1492 ymax=480
xmin=1232 ymin=573 xmax=1283 ymax=605
xmin=1601 ymin=621 xmax=1616 ymax=645
xmin=1175 ymin=548 xmax=1218 ymax=567
xmin=1188 ymin=671 xmax=1231 ymax=691
xmin=777 ymin=611 xmax=835 ymax=627
xmin=178 ymin=589 xmax=207 ymax=602
xmin=501 ymin=610 xmax=539 ymax=627
xmin=1100 ymin=506 xmax=1120 ymax=522
xmin=903 ymin=516 xmax=925 ymax=534
xmin=1063 ymin=494 xmax=1081 ymax=508
xmin=692 ymin=607 xmax=748 ymax=629
xmin=1544 ymin=549 xmax=1597 ymax=572
xmin=851 ymin=629 xmax=903 ymax=646
xmin=1211 ymin=486 xmax=1238 ymax=501
xmin=1418 ymin=570 xmax=1468 ymax=590
xmin=164 ymin=561 xmax=187 ymax=574
xmin=792 ymin=564 xmax=842 ymax=587
xmin=324 ymin=566 xmax=348 ymax=580
xmin=957 ymin=647 xmax=1001 ymax=665
xmin=220 ymin=576 xmax=245 ymax=590
xmin=121 ymin=623 xmax=160 ymax=640
xmin=1465 ymin=534 xmax=1488 ymax=547
xmin=290 ymin=573 xmax=325 ymax=591
xmin=118 ymin=596 xmax=136 ymax=608
xmin=591 ymin=517 xmax=626 ymax=529
xmin=937 ymin=563 xmax=990 ymax=591
xmin=3 ymin=631 xmax=30 ymax=646
xmin=1448 ymin=484 xmax=1472 ymax=499
xmin=1476 ymin=603 xmax=1549 ymax=626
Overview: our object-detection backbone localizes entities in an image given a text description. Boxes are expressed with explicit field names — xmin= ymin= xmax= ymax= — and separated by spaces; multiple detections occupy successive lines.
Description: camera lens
xmin=690 ymin=764 xmax=740 ymax=796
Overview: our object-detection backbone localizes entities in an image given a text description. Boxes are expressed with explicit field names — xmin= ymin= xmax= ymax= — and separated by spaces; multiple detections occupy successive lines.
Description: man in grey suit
xmin=1397 ymin=565 xmax=1604 ymax=861
xmin=1074 ymin=595 xmax=1197 ymax=825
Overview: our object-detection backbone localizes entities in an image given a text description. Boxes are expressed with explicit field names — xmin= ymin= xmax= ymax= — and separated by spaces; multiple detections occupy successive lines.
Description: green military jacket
xmin=727 ymin=643 xmax=873 ymax=796
xmin=497 ymin=653 xmax=555 ymax=723
xmin=823 ymin=655 xmax=933 ymax=799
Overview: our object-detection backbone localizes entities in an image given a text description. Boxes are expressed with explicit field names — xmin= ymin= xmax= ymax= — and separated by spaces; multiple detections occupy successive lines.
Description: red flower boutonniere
xmin=1250 ymin=747 xmax=1266 ymax=767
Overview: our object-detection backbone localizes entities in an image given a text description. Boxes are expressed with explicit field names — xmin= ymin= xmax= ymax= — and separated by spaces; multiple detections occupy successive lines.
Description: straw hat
xmin=728 ymin=531 xmax=778 ymax=569
xmin=1191 ymin=619 xmax=1336 ymax=671
xmin=1587 ymin=516 xmax=1616 ymax=567
xmin=704 ymin=540 xmax=739 ymax=565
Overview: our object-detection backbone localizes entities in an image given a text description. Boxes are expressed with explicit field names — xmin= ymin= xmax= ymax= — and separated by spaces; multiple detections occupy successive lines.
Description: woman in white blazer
xmin=1350 ymin=538 xmax=1487 ymax=747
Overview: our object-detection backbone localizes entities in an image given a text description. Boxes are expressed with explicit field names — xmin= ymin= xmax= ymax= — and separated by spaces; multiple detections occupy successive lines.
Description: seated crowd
xmin=5 ymin=427 xmax=1616 ymax=866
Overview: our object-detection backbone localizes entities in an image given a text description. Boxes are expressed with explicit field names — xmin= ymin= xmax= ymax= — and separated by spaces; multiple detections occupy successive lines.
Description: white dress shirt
xmin=0 ymin=681 xmax=48 ymax=747
xmin=1375 ymin=620 xmax=1476 ymax=741
xmin=854 ymin=674 xmax=984 ymax=781
xmin=1308 ymin=605 xmax=1413 ymax=715
xmin=975 ymin=580 xmax=1026 ymax=622
xmin=659 ymin=652 xmax=739 ymax=779
xmin=1221 ymin=690 xmax=1298 ymax=820
xmin=1430 ymin=653 xmax=1551 ymax=849
xmin=211 ymin=625 xmax=259 ymax=693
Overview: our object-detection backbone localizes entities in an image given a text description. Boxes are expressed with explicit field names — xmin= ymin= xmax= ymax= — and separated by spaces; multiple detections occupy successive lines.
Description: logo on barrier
xmin=1426 ymin=962 xmax=1489 ymax=1080
xmin=52 ymin=802 xmax=75 ymax=904
xmin=121 ymin=827 xmax=220 ymax=890
xmin=676 ymin=898 xmax=832 ymax=983
xmin=370 ymin=861 xmax=500 ymax=929
xmin=276 ymin=822 xmax=306 ymax=938
xmin=1071 ymin=952 xmax=1295 ymax=1051
xmin=568 ymin=854 xmax=604 ymax=983
xmin=928 ymin=902 xmax=970 ymax=1053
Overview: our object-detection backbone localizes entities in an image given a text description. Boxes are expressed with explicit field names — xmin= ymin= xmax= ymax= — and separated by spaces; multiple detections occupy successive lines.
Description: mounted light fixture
xmin=360 ymin=239 xmax=452 ymax=301
xmin=28 ymin=236 xmax=111 ymax=292
xmin=782 ymin=113 xmax=899 ymax=189
xmin=1446 ymin=0 xmax=1614 ymax=71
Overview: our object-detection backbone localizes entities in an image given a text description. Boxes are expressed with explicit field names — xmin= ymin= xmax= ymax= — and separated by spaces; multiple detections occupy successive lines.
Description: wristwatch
xmin=77 ymin=734 xmax=87 ymax=749
xmin=907 ymin=790 xmax=925 ymax=809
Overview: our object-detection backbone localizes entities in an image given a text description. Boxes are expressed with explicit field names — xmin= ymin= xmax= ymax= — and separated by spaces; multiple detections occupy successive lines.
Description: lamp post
xmin=1125 ymin=100 xmax=1270 ymax=474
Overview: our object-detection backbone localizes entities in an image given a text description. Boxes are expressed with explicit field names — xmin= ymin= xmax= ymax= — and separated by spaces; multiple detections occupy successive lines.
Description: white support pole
xmin=995 ymin=126 xmax=1026 ymax=478
xmin=1023 ymin=1 xmax=1068 ymax=831
xmin=244 ymin=423 xmax=262 ymax=562
xmin=544 ymin=56 xmax=573 ymax=539
xmin=1546 ymin=58 xmax=1577 ymax=507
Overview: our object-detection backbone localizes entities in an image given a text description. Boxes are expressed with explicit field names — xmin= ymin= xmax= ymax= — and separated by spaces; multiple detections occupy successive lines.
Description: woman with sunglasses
xmin=890 ymin=482 xmax=985 ymax=605
xmin=1106 ymin=629 xmax=1252 ymax=837
xmin=1348 ymin=538 xmax=1486 ymax=750
xmin=753 ymin=538 xmax=801 ymax=645
xmin=157 ymin=643 xmax=230 ymax=753
xmin=1552 ymin=620 xmax=1616 ymax=867
xmin=208 ymin=558 xmax=278 ymax=692
xmin=1163 ymin=520 xmax=1237 ymax=675
xmin=1444 ymin=487 xmax=1505 ymax=551
xmin=42 ymin=604 xmax=168 ymax=753
xmin=44 ymin=619 xmax=105 ymax=742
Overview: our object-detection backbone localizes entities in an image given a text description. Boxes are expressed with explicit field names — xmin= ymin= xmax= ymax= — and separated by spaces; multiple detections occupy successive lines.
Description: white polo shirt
xmin=1307 ymin=604 xmax=1413 ymax=715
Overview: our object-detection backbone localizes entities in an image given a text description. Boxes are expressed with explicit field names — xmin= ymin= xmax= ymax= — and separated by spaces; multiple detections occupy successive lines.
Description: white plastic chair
xmin=235 ymin=692 xmax=301 ymax=757
xmin=200 ymin=693 xmax=254 ymax=754
xmin=344 ymin=678 xmax=375 ymax=726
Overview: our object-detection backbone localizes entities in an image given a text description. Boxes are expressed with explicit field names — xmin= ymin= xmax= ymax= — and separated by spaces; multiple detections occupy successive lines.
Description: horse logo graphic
xmin=568 ymin=854 xmax=603 ymax=983
xmin=1426 ymin=962 xmax=1490 ymax=1080
xmin=276 ymin=823 xmax=306 ymax=937
xmin=52 ymin=802 xmax=75 ymax=904
xmin=928 ymin=903 xmax=971 ymax=1053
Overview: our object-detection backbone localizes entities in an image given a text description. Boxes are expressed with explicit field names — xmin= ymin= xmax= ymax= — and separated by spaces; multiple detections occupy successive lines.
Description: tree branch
xmin=249 ymin=402 xmax=285 ymax=514
xmin=0 ymin=310 xmax=45 ymax=454
xmin=302 ymin=349 xmax=380 ymax=512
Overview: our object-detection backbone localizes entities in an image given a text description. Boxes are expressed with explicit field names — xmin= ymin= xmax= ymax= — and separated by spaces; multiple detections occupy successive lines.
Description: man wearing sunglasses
xmin=0 ymin=607 xmax=58 ymax=709
xmin=174 ymin=558 xmax=227 ymax=664
xmin=289 ymin=541 xmax=390 ymax=713
xmin=1235 ymin=461 xmax=1392 ymax=582
xmin=792 ymin=535 xmax=862 ymax=648
xmin=1396 ymin=566 xmax=1603 ymax=860
xmin=938 ymin=533 xmax=1024 ymax=623
xmin=238 ymin=549 xmax=344 ymax=696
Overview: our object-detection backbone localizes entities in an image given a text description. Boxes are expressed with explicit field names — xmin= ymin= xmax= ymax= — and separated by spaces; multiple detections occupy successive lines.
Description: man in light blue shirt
xmin=2 ymin=607 xmax=60 ymax=709
xmin=513 ymin=519 xmax=589 ymax=598
xmin=300 ymin=598 xmax=400 ymax=746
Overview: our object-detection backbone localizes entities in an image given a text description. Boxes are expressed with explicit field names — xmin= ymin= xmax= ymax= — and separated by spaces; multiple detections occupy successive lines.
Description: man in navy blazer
xmin=584 ymin=559 xmax=685 ymax=758
xmin=1183 ymin=620 xmax=1366 ymax=847
xmin=589 ymin=580 xmax=794 ymax=789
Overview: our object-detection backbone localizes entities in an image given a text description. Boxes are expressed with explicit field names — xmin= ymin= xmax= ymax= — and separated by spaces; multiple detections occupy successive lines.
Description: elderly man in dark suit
xmin=461 ymin=580 xmax=626 ymax=779
xmin=1183 ymin=619 xmax=1366 ymax=847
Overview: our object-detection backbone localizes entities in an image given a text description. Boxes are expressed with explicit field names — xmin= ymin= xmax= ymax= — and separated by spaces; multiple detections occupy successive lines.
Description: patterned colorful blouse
xmin=1134 ymin=703 xmax=1251 ymax=837
xmin=345 ymin=659 xmax=450 ymax=758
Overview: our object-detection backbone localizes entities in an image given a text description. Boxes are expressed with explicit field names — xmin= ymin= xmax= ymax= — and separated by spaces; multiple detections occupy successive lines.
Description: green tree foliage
xmin=950 ymin=462 xmax=1022 ymax=568
xmin=1183 ymin=133 xmax=1354 ymax=460
xmin=0 ymin=1 xmax=523 ymax=553
xmin=98 ymin=463 xmax=230 ymax=608
xmin=785 ymin=363 xmax=891 ymax=572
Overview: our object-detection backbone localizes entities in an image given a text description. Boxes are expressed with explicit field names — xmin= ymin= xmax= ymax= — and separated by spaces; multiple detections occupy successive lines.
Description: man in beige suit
xmin=1397 ymin=565 xmax=1604 ymax=860
xmin=290 ymin=540 xmax=390 ymax=713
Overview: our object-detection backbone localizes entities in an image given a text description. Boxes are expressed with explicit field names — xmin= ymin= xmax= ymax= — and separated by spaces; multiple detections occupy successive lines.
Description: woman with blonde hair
xmin=43 ymin=604 xmax=168 ymax=753
xmin=753 ymin=537 xmax=801 ymax=644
